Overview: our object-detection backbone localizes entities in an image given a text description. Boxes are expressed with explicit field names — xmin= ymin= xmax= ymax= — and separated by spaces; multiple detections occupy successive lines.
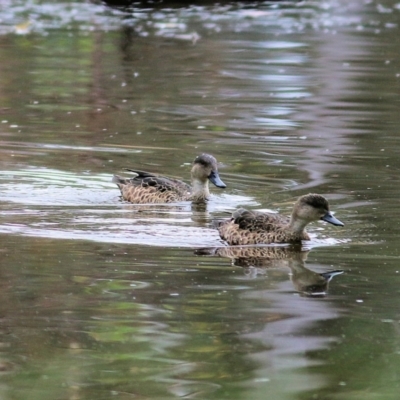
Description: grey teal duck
xmin=113 ymin=153 xmax=226 ymax=204
xmin=216 ymin=193 xmax=344 ymax=245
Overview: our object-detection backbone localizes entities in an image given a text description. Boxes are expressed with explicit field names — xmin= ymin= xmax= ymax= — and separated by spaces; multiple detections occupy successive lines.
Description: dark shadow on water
xmin=195 ymin=245 xmax=344 ymax=297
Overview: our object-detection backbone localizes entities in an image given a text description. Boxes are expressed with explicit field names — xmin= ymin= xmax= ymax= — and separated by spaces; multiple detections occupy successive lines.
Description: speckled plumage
xmin=113 ymin=153 xmax=226 ymax=204
xmin=217 ymin=194 xmax=344 ymax=245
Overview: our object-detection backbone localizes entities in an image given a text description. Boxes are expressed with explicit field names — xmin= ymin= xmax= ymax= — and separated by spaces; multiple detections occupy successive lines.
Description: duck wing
xmin=123 ymin=169 xmax=191 ymax=194
xmin=233 ymin=208 xmax=289 ymax=232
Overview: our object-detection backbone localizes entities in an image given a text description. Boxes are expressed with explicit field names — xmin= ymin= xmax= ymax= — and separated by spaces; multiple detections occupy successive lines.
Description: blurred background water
xmin=1 ymin=0 xmax=400 ymax=399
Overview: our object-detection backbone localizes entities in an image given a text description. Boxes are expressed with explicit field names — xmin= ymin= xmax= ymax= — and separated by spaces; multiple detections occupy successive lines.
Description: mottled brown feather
xmin=113 ymin=174 xmax=191 ymax=203
xmin=218 ymin=218 xmax=309 ymax=245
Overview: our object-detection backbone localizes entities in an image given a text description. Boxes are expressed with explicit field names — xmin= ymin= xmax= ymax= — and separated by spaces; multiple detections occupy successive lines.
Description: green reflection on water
xmin=1 ymin=0 xmax=400 ymax=399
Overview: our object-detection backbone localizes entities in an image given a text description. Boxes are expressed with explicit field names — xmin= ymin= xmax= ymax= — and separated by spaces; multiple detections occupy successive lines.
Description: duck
xmin=216 ymin=193 xmax=344 ymax=245
xmin=112 ymin=153 xmax=226 ymax=204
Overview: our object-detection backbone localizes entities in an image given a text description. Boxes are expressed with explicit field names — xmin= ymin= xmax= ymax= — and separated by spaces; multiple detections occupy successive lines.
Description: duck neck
xmin=190 ymin=178 xmax=210 ymax=202
xmin=288 ymin=214 xmax=308 ymax=235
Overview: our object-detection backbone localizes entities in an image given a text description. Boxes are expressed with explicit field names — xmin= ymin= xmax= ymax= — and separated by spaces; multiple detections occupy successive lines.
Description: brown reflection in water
xmin=196 ymin=245 xmax=343 ymax=296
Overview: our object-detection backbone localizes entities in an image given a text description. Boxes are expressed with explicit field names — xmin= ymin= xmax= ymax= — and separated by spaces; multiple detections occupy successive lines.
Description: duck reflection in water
xmin=113 ymin=153 xmax=226 ymax=204
xmin=196 ymin=246 xmax=343 ymax=297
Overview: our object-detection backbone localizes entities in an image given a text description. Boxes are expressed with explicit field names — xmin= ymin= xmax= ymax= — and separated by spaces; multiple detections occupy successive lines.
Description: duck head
xmin=191 ymin=154 xmax=226 ymax=188
xmin=291 ymin=194 xmax=344 ymax=231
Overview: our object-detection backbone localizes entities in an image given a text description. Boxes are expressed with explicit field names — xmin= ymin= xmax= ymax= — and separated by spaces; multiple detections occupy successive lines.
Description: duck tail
xmin=212 ymin=218 xmax=226 ymax=229
xmin=112 ymin=175 xmax=126 ymax=185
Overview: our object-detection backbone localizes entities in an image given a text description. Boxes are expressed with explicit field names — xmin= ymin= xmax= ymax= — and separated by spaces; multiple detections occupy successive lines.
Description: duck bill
xmin=321 ymin=212 xmax=344 ymax=227
xmin=208 ymin=170 xmax=226 ymax=188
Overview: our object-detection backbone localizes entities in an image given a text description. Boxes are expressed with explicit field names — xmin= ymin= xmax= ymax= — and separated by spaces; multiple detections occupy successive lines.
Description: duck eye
xmin=195 ymin=158 xmax=208 ymax=167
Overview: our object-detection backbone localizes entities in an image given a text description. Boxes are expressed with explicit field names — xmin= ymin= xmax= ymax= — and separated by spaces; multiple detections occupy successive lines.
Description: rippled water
xmin=1 ymin=0 xmax=400 ymax=399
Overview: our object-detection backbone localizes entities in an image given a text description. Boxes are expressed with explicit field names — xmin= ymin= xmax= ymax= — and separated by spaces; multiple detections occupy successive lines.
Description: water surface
xmin=1 ymin=0 xmax=400 ymax=399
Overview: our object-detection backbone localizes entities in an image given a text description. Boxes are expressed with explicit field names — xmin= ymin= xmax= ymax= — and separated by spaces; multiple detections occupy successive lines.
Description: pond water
xmin=1 ymin=0 xmax=400 ymax=399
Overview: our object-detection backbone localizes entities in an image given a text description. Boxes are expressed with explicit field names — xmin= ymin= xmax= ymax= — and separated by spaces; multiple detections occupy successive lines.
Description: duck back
xmin=218 ymin=208 xmax=308 ymax=245
xmin=113 ymin=171 xmax=191 ymax=203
